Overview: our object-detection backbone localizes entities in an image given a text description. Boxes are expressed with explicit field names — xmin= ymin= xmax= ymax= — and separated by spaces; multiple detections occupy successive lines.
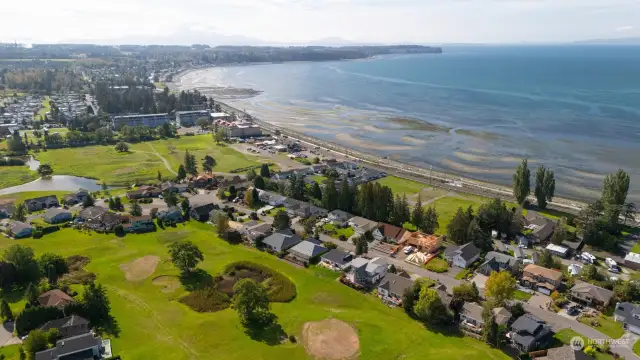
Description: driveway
xmin=527 ymin=293 xmax=551 ymax=310
xmin=0 ymin=322 xmax=20 ymax=347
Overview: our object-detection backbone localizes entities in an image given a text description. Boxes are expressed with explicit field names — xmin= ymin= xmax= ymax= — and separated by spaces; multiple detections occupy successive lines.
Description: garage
xmin=627 ymin=324 xmax=640 ymax=335
xmin=537 ymin=287 xmax=551 ymax=295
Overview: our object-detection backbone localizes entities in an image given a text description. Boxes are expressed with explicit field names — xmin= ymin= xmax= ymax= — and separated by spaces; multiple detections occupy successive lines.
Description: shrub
xmin=222 ymin=261 xmax=296 ymax=302
xmin=179 ymin=287 xmax=230 ymax=312
xmin=425 ymin=258 xmax=448 ymax=273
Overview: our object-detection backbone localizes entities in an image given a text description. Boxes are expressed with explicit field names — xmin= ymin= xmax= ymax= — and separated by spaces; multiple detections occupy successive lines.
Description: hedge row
xmin=223 ymin=261 xmax=297 ymax=302
xmin=179 ymin=287 xmax=231 ymax=312
xmin=0 ymin=158 xmax=25 ymax=166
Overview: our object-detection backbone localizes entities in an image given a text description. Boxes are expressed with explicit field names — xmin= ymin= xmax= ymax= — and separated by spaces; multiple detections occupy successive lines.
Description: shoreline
xmin=168 ymin=66 xmax=589 ymax=214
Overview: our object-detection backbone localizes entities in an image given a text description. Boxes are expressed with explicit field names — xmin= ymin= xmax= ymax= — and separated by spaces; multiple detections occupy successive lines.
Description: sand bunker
xmin=120 ymin=255 xmax=161 ymax=281
xmin=152 ymin=275 xmax=181 ymax=293
xmin=302 ymin=319 xmax=360 ymax=360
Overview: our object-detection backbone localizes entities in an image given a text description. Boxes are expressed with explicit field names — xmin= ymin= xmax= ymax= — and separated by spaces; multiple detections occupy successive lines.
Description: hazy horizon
xmin=2 ymin=0 xmax=639 ymax=46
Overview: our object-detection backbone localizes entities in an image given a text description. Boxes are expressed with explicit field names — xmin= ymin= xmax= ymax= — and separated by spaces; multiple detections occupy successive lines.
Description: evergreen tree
xmin=411 ymin=195 xmax=424 ymax=229
xmin=184 ymin=150 xmax=197 ymax=176
xmin=355 ymin=236 xmax=368 ymax=255
xmin=202 ymin=155 xmax=216 ymax=173
xmin=114 ymin=197 xmax=122 ymax=211
xmin=482 ymin=304 xmax=498 ymax=347
xmin=157 ymin=170 xmax=162 ymax=182
xmin=181 ymin=198 xmax=190 ymax=216
xmin=260 ymin=164 xmax=271 ymax=178
xmin=246 ymin=168 xmax=257 ymax=181
xmin=273 ymin=210 xmax=291 ymax=231
xmin=253 ymin=175 xmax=265 ymax=190
xmin=11 ymin=203 xmax=27 ymax=222
xmin=447 ymin=207 xmax=471 ymax=245
xmin=337 ymin=179 xmax=352 ymax=212
xmin=129 ymin=201 xmax=142 ymax=216
xmin=82 ymin=194 xmax=94 ymax=208
xmin=322 ymin=179 xmax=338 ymax=211
xmin=422 ymin=207 xmax=439 ymax=234
xmin=601 ymin=169 xmax=631 ymax=228
xmin=25 ymin=283 xmax=39 ymax=305
xmin=513 ymin=159 xmax=531 ymax=205
xmin=311 ymin=182 xmax=322 ymax=200
xmin=467 ymin=218 xmax=490 ymax=250
xmin=177 ymin=165 xmax=187 ymax=180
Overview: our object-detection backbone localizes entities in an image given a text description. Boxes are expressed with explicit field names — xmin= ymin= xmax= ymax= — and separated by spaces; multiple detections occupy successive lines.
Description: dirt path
xmin=132 ymin=144 xmax=178 ymax=176
xmin=105 ymin=285 xmax=198 ymax=359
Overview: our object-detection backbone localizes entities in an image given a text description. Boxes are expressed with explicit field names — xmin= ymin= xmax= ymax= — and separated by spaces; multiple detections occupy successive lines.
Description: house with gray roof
xmin=244 ymin=222 xmax=273 ymax=241
xmin=614 ymin=302 xmax=640 ymax=335
xmin=569 ymin=282 xmax=614 ymax=308
xmin=536 ymin=345 xmax=594 ymax=360
xmin=262 ymin=229 xmax=302 ymax=252
xmin=77 ymin=206 xmax=108 ymax=221
xmin=156 ymin=206 xmax=183 ymax=223
xmin=24 ymin=195 xmax=59 ymax=212
xmin=328 ymin=209 xmax=353 ymax=226
xmin=0 ymin=203 xmax=16 ymax=219
xmin=444 ymin=242 xmax=481 ymax=268
xmin=257 ymin=190 xmax=287 ymax=206
xmin=320 ymin=249 xmax=353 ymax=270
xmin=377 ymin=273 xmax=414 ymax=305
xmin=9 ymin=221 xmax=34 ymax=238
xmin=35 ymin=333 xmax=102 ymax=360
xmin=524 ymin=211 xmax=556 ymax=243
xmin=288 ymin=240 xmax=328 ymax=262
xmin=477 ymin=251 xmax=520 ymax=276
xmin=43 ymin=208 xmax=72 ymax=224
xmin=40 ymin=315 xmax=90 ymax=339
xmin=345 ymin=257 xmax=388 ymax=285
xmin=460 ymin=302 xmax=485 ymax=334
xmin=508 ymin=314 xmax=553 ymax=352
xmin=348 ymin=216 xmax=379 ymax=235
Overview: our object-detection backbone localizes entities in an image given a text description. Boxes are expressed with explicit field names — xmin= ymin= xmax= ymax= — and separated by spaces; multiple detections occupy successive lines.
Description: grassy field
xmin=513 ymin=290 xmax=533 ymax=301
xmin=129 ymin=135 xmax=266 ymax=174
xmin=35 ymin=145 xmax=166 ymax=186
xmin=374 ymin=176 xmax=429 ymax=196
xmin=21 ymin=128 xmax=68 ymax=137
xmin=35 ymin=96 xmax=51 ymax=121
xmin=0 ymin=191 xmax=71 ymax=204
xmin=634 ymin=339 xmax=640 ymax=357
xmin=322 ymin=223 xmax=355 ymax=239
xmin=0 ymin=223 xmax=508 ymax=360
xmin=429 ymin=196 xmax=487 ymax=234
xmin=0 ymin=165 xmax=39 ymax=189
xmin=578 ymin=315 xmax=625 ymax=339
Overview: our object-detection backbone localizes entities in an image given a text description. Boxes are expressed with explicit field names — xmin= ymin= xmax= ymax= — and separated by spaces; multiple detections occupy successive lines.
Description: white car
xmin=606 ymin=258 xmax=617 ymax=268
xmin=403 ymin=246 xmax=415 ymax=255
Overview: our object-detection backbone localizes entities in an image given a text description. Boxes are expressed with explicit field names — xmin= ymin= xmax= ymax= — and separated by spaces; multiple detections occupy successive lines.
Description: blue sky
xmin=2 ymin=0 xmax=639 ymax=44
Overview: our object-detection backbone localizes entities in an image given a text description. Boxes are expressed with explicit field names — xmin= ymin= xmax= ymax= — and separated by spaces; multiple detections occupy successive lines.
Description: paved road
xmin=0 ymin=322 xmax=20 ymax=347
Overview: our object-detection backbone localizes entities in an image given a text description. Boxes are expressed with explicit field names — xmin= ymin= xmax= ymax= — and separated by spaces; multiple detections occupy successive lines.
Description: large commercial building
xmin=214 ymin=120 xmax=262 ymax=138
xmin=211 ymin=112 xmax=232 ymax=121
xmin=176 ymin=110 xmax=210 ymax=127
xmin=112 ymin=113 xmax=170 ymax=130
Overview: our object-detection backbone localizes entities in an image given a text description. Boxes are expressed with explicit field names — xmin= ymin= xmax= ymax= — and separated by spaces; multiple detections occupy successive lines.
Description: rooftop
xmin=523 ymin=264 xmax=563 ymax=281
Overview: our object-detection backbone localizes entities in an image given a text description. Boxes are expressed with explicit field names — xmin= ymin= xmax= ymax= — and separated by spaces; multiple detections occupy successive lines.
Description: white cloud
xmin=1 ymin=0 xmax=640 ymax=44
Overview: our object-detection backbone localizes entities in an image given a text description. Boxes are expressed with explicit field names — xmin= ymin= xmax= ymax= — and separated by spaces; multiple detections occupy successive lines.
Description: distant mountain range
xmin=573 ymin=37 xmax=640 ymax=45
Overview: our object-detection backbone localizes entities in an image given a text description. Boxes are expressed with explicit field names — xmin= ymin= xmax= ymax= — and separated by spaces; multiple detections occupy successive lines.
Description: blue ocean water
xmin=185 ymin=45 xmax=640 ymax=202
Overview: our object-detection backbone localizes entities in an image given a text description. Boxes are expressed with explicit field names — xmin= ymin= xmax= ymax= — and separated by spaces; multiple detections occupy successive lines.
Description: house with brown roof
xmin=38 ymin=289 xmax=75 ymax=309
xmin=569 ymin=281 xmax=614 ymax=308
xmin=126 ymin=185 xmax=162 ymax=200
xmin=123 ymin=215 xmax=155 ymax=233
xmin=374 ymin=223 xmax=406 ymax=244
xmin=521 ymin=264 xmax=563 ymax=295
xmin=399 ymin=231 xmax=442 ymax=253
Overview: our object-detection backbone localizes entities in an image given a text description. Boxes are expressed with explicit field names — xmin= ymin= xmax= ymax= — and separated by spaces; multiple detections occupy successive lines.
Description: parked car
xmin=567 ymin=306 xmax=581 ymax=316
xmin=404 ymin=246 xmax=415 ymax=255
xmin=580 ymin=252 xmax=596 ymax=264
xmin=608 ymin=266 xmax=620 ymax=273
xmin=606 ymin=258 xmax=617 ymax=268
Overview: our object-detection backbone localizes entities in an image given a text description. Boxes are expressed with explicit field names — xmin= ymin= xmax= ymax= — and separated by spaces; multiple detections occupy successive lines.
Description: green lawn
xmin=425 ymin=257 xmax=448 ymax=273
xmin=513 ymin=290 xmax=533 ymax=301
xmin=554 ymin=329 xmax=614 ymax=360
xmin=309 ymin=175 xmax=327 ymax=184
xmin=130 ymin=135 xmax=266 ymax=174
xmin=34 ymin=96 xmax=51 ymax=121
xmin=374 ymin=176 xmax=428 ymax=196
xmin=21 ymin=128 xmax=69 ymax=137
xmin=632 ymin=242 xmax=640 ymax=254
xmin=322 ymin=223 xmax=354 ymax=239
xmin=429 ymin=196 xmax=488 ymax=234
xmin=0 ymin=223 xmax=508 ymax=360
xmin=634 ymin=339 xmax=640 ymax=357
xmin=578 ymin=315 xmax=625 ymax=339
xmin=0 ymin=165 xmax=39 ymax=189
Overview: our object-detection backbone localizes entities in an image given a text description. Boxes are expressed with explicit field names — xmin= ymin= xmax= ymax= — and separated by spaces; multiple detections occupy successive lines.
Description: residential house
xmin=160 ymin=181 xmax=188 ymax=194
xmin=477 ymin=251 xmax=520 ymax=276
xmin=460 ymin=302 xmax=485 ymax=334
xmin=284 ymin=198 xmax=327 ymax=218
xmin=444 ymin=242 xmax=481 ymax=268
xmin=545 ymin=244 xmax=569 ymax=258
xmin=377 ymin=273 xmax=414 ymax=305
xmin=493 ymin=307 xmax=513 ymax=326
xmin=9 ymin=221 xmax=34 ymax=238
xmin=288 ymin=241 xmax=328 ymax=262
xmin=320 ymin=249 xmax=353 ymax=270
xmin=569 ymin=282 xmax=614 ymax=308
xmin=126 ymin=185 xmax=162 ymax=200
xmin=273 ymin=170 xmax=299 ymax=180
xmin=521 ymin=264 xmax=563 ymax=295
xmin=24 ymin=195 xmax=59 ymax=212
xmin=156 ymin=206 xmax=183 ymax=223
xmin=399 ymin=231 xmax=442 ymax=253
xmin=61 ymin=189 xmax=90 ymax=205
xmin=257 ymin=190 xmax=287 ymax=206
xmin=77 ymin=206 xmax=108 ymax=222
xmin=345 ymin=257 xmax=388 ymax=285
xmin=244 ymin=222 xmax=273 ymax=242
xmin=348 ymin=216 xmax=379 ymax=235
xmin=508 ymin=314 xmax=553 ymax=352
xmin=38 ymin=289 xmax=75 ymax=309
xmin=624 ymin=252 xmax=640 ymax=271
xmin=40 ymin=315 xmax=90 ymax=339
xmin=189 ymin=198 xmax=217 ymax=222
xmin=123 ymin=215 xmax=155 ymax=233
xmin=0 ymin=203 xmax=15 ymax=219
xmin=311 ymin=164 xmax=329 ymax=174
xmin=262 ymin=229 xmax=302 ymax=252
xmin=35 ymin=333 xmax=103 ymax=360
xmin=327 ymin=210 xmax=353 ymax=227
xmin=614 ymin=302 xmax=640 ymax=335
xmin=524 ymin=212 xmax=556 ymax=243
xmin=190 ymin=174 xmax=216 ymax=188
xmin=43 ymin=208 xmax=73 ymax=224
xmin=374 ymin=223 xmax=406 ymax=244
xmin=434 ymin=283 xmax=453 ymax=308
xmin=533 ymin=345 xmax=595 ymax=360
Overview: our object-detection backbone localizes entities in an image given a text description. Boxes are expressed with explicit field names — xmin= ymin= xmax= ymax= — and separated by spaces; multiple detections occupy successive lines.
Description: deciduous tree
xmin=168 ymin=240 xmax=204 ymax=273
xmin=484 ymin=271 xmax=516 ymax=307
xmin=38 ymin=253 xmax=68 ymax=285
xmin=321 ymin=178 xmax=338 ymax=211
xmin=36 ymin=164 xmax=53 ymax=177
xmin=202 ymin=155 xmax=216 ymax=173
xmin=534 ymin=166 xmax=555 ymax=209
xmin=114 ymin=142 xmax=128 ymax=152
xmin=413 ymin=287 xmax=450 ymax=326
xmin=129 ymin=201 xmax=142 ymax=216
xmin=11 ymin=203 xmax=26 ymax=222
xmin=513 ymin=159 xmax=531 ymax=205
xmin=232 ymin=278 xmax=276 ymax=327
xmin=273 ymin=210 xmax=290 ymax=231
xmin=214 ymin=211 xmax=230 ymax=238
